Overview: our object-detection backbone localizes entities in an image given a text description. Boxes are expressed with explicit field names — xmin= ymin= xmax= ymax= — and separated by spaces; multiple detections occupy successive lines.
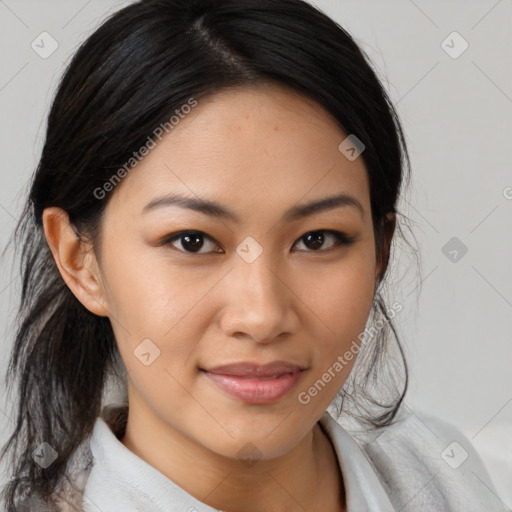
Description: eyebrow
xmin=142 ymin=192 xmax=364 ymax=222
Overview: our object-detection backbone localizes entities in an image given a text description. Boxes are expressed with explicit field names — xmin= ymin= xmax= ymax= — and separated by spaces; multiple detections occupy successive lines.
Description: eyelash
xmin=161 ymin=229 xmax=356 ymax=255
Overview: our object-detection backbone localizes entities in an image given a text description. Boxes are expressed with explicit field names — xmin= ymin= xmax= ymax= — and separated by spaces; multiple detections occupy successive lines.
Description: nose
xmin=218 ymin=252 xmax=299 ymax=344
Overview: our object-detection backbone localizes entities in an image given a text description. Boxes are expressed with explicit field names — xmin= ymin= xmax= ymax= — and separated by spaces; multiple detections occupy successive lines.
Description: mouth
xmin=199 ymin=361 xmax=307 ymax=404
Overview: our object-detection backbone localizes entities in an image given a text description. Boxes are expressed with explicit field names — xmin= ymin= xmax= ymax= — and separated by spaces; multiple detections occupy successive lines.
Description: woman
xmin=0 ymin=0 xmax=505 ymax=510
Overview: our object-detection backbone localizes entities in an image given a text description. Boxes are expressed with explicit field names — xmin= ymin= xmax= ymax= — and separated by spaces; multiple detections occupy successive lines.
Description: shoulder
xmin=334 ymin=406 xmax=508 ymax=511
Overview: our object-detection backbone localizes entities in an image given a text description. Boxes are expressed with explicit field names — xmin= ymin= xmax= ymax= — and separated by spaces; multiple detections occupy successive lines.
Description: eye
xmin=162 ymin=229 xmax=355 ymax=255
xmin=293 ymin=230 xmax=355 ymax=252
xmin=162 ymin=230 xmax=223 ymax=254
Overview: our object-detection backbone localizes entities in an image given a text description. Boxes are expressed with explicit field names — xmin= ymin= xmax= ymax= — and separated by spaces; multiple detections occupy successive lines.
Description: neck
xmin=118 ymin=404 xmax=345 ymax=512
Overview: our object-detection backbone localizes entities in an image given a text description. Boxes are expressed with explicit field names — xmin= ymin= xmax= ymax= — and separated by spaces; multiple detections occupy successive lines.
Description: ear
xmin=42 ymin=207 xmax=109 ymax=317
xmin=375 ymin=212 xmax=396 ymax=286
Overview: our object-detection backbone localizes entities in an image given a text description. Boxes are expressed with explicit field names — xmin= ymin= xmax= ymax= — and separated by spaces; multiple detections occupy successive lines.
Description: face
xmin=83 ymin=84 xmax=383 ymax=460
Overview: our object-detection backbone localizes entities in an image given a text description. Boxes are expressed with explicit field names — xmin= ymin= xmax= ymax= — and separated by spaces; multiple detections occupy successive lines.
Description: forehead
xmin=105 ymin=84 xmax=370 ymax=224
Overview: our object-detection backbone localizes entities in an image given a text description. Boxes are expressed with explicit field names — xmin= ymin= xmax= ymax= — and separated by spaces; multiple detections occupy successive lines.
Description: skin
xmin=43 ymin=83 xmax=395 ymax=512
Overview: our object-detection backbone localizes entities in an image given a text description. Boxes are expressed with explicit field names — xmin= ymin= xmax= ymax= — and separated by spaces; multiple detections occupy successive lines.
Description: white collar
xmin=319 ymin=412 xmax=395 ymax=511
xmin=82 ymin=408 xmax=395 ymax=511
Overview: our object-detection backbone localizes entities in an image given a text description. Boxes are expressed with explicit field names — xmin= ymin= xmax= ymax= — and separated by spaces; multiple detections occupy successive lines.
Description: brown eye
xmin=163 ymin=231 xmax=223 ymax=254
xmin=162 ymin=229 xmax=355 ymax=255
xmin=293 ymin=230 xmax=355 ymax=252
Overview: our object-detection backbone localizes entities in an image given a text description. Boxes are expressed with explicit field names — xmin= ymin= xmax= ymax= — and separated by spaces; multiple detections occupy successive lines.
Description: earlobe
xmin=42 ymin=207 xmax=109 ymax=317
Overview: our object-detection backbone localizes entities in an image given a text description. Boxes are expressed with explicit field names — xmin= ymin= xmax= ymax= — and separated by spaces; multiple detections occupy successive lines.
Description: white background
xmin=0 ymin=0 xmax=511 ymax=508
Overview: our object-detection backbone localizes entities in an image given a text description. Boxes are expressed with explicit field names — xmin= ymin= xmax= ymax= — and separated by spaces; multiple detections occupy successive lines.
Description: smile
xmin=200 ymin=364 xmax=306 ymax=404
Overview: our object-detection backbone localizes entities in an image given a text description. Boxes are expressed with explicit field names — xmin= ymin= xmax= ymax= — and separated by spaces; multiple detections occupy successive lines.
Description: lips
xmin=201 ymin=360 xmax=307 ymax=404
xmin=204 ymin=360 xmax=306 ymax=377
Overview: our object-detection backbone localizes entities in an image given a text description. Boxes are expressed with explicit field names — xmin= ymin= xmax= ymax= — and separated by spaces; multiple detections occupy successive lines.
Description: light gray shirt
xmin=31 ymin=403 xmax=506 ymax=511
xmin=71 ymin=404 xmax=507 ymax=512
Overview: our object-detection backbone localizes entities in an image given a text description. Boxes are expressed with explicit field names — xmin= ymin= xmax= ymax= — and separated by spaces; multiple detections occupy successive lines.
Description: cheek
xmin=297 ymin=246 xmax=376 ymax=394
xmin=101 ymin=240 xmax=202 ymax=335
xmin=303 ymin=246 xmax=376 ymax=337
